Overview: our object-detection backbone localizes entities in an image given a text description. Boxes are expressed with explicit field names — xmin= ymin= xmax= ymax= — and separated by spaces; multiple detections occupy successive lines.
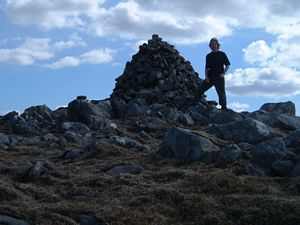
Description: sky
xmin=1 ymin=0 xmax=300 ymax=116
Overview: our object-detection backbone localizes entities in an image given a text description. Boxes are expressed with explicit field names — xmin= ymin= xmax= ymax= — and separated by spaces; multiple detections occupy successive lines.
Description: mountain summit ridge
xmin=0 ymin=34 xmax=300 ymax=225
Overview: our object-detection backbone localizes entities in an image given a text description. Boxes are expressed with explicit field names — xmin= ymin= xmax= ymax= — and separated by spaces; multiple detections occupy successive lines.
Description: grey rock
xmin=237 ymin=142 xmax=252 ymax=152
xmin=0 ymin=215 xmax=29 ymax=225
xmin=138 ymin=130 xmax=153 ymax=140
xmin=3 ymin=115 xmax=39 ymax=135
xmin=161 ymin=127 xmax=220 ymax=161
xmin=110 ymin=135 xmax=150 ymax=151
xmin=106 ymin=164 xmax=144 ymax=176
xmin=186 ymin=104 xmax=208 ymax=122
xmin=260 ymin=101 xmax=296 ymax=116
xmin=71 ymin=213 xmax=106 ymax=225
xmin=136 ymin=116 xmax=167 ymax=137
xmin=178 ymin=113 xmax=194 ymax=126
xmin=52 ymin=107 xmax=68 ymax=122
xmin=125 ymin=102 xmax=147 ymax=117
xmin=68 ymin=98 xmax=114 ymax=128
xmin=1 ymin=111 xmax=18 ymax=123
xmin=21 ymin=105 xmax=53 ymax=123
xmin=284 ymin=129 xmax=300 ymax=147
xmin=101 ymin=121 xmax=118 ymax=134
xmin=251 ymin=137 xmax=286 ymax=167
xmin=208 ymin=108 xmax=243 ymax=124
xmin=216 ymin=144 xmax=241 ymax=168
xmin=42 ymin=133 xmax=57 ymax=142
xmin=0 ymin=133 xmax=10 ymax=146
xmin=21 ymin=136 xmax=42 ymax=145
xmin=252 ymin=112 xmax=300 ymax=131
xmin=63 ymin=149 xmax=83 ymax=160
xmin=61 ymin=122 xmax=91 ymax=136
xmin=9 ymin=135 xmax=22 ymax=145
xmin=64 ymin=131 xmax=84 ymax=145
xmin=208 ymin=117 xmax=273 ymax=144
xmin=235 ymin=162 xmax=265 ymax=177
xmin=27 ymin=160 xmax=54 ymax=181
xmin=272 ymin=160 xmax=294 ymax=177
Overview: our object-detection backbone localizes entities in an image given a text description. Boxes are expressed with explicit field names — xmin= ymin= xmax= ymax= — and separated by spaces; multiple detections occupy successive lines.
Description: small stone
xmin=77 ymin=95 xmax=87 ymax=100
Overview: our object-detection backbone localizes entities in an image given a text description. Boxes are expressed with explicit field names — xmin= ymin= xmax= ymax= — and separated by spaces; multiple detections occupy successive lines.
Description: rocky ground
xmin=1 ymin=113 xmax=300 ymax=225
xmin=0 ymin=35 xmax=300 ymax=225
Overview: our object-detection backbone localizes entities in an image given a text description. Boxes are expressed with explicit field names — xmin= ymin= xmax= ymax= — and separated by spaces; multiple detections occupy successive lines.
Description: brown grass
xmin=0 ymin=119 xmax=300 ymax=225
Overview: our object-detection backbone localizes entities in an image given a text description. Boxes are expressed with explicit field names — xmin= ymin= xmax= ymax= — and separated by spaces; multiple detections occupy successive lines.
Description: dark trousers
xmin=198 ymin=76 xmax=227 ymax=107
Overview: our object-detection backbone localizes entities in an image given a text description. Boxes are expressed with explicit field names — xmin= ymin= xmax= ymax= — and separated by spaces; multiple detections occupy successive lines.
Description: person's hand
xmin=219 ymin=73 xmax=225 ymax=79
xmin=205 ymin=77 xmax=210 ymax=83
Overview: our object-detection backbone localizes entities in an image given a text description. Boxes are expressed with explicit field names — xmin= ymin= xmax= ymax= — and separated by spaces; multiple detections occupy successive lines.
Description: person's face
xmin=210 ymin=40 xmax=218 ymax=51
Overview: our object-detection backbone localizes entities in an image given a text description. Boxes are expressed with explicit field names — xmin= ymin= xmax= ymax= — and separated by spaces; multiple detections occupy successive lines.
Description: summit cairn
xmin=110 ymin=34 xmax=205 ymax=118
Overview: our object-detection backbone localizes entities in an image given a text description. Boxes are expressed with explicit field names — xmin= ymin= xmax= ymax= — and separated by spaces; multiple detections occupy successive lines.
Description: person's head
xmin=209 ymin=37 xmax=220 ymax=51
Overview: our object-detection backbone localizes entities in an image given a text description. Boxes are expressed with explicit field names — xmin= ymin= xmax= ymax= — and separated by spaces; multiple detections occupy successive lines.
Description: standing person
xmin=199 ymin=37 xmax=230 ymax=110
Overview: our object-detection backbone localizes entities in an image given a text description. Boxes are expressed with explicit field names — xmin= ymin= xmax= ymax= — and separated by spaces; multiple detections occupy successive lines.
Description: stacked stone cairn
xmin=110 ymin=34 xmax=205 ymax=120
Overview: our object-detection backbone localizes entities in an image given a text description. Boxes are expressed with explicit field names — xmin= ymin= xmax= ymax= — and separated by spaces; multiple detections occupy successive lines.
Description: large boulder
xmin=250 ymin=137 xmax=287 ymax=167
xmin=161 ymin=127 xmax=220 ymax=161
xmin=251 ymin=112 xmax=300 ymax=131
xmin=0 ymin=133 xmax=10 ymax=149
xmin=3 ymin=114 xmax=39 ymax=135
xmin=68 ymin=97 xmax=114 ymax=128
xmin=215 ymin=144 xmax=242 ymax=168
xmin=207 ymin=117 xmax=274 ymax=144
xmin=260 ymin=101 xmax=296 ymax=116
xmin=284 ymin=129 xmax=300 ymax=148
xmin=21 ymin=105 xmax=54 ymax=124
xmin=208 ymin=108 xmax=244 ymax=124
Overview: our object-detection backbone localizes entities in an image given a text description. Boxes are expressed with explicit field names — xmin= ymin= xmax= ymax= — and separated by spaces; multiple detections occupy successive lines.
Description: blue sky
xmin=1 ymin=0 xmax=300 ymax=115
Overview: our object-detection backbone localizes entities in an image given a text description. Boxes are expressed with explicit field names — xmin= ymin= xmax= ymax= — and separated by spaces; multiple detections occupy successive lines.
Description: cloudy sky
xmin=1 ymin=0 xmax=300 ymax=115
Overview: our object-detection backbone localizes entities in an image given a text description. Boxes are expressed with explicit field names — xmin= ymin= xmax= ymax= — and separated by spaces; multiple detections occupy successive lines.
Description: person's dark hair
xmin=209 ymin=37 xmax=220 ymax=49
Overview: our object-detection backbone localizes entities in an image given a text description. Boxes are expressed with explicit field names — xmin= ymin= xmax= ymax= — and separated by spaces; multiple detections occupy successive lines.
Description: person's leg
xmin=214 ymin=77 xmax=227 ymax=109
xmin=198 ymin=79 xmax=213 ymax=95
xmin=195 ymin=80 xmax=213 ymax=102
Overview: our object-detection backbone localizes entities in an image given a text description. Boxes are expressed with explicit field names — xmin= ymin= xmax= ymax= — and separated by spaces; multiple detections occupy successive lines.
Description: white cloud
xmin=227 ymin=20 xmax=300 ymax=98
xmin=228 ymin=102 xmax=250 ymax=112
xmin=243 ymin=40 xmax=274 ymax=65
xmin=271 ymin=35 xmax=300 ymax=68
xmin=0 ymin=38 xmax=53 ymax=65
xmin=3 ymin=0 xmax=300 ymax=46
xmin=227 ymin=66 xmax=300 ymax=97
xmin=88 ymin=1 xmax=235 ymax=44
xmin=80 ymin=48 xmax=116 ymax=64
xmin=0 ymin=35 xmax=88 ymax=65
xmin=52 ymin=33 xmax=86 ymax=50
xmin=45 ymin=48 xmax=116 ymax=69
xmin=5 ymin=0 xmax=106 ymax=30
xmin=45 ymin=56 xmax=80 ymax=69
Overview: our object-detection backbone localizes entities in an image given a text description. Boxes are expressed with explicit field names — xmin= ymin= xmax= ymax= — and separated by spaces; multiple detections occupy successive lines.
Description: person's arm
xmin=224 ymin=64 xmax=230 ymax=74
xmin=220 ymin=52 xmax=230 ymax=78
xmin=220 ymin=65 xmax=230 ymax=77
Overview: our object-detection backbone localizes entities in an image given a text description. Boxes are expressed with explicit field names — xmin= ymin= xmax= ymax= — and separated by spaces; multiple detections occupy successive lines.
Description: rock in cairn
xmin=110 ymin=34 xmax=203 ymax=117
